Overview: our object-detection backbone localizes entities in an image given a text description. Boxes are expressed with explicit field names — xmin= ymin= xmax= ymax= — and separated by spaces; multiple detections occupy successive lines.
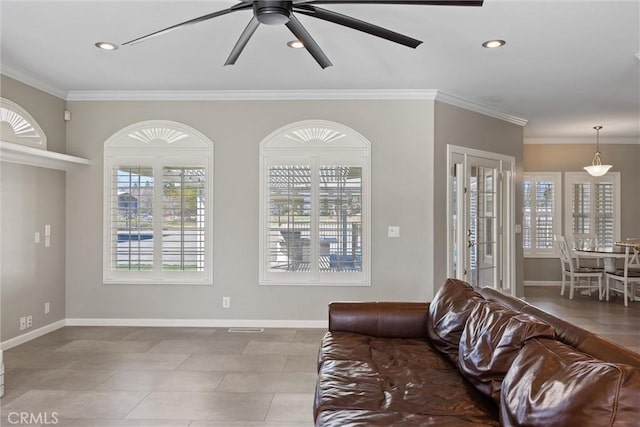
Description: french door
xmin=448 ymin=146 xmax=515 ymax=295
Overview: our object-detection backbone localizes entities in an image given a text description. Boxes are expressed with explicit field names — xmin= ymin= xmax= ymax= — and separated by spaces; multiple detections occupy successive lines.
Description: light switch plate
xmin=388 ymin=226 xmax=400 ymax=238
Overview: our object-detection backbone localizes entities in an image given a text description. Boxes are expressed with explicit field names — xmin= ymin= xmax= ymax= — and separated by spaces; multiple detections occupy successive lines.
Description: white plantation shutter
xmin=104 ymin=121 xmax=213 ymax=285
xmin=111 ymin=166 xmax=154 ymax=271
xmin=161 ymin=167 xmax=206 ymax=271
xmin=565 ymin=172 xmax=620 ymax=250
xmin=523 ymin=173 xmax=561 ymax=256
xmin=260 ymin=120 xmax=370 ymax=286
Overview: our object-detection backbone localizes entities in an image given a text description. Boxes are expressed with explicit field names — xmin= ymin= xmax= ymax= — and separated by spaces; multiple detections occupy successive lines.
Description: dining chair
xmin=571 ymin=233 xmax=603 ymax=269
xmin=605 ymin=245 xmax=640 ymax=307
xmin=553 ymin=235 xmax=603 ymax=300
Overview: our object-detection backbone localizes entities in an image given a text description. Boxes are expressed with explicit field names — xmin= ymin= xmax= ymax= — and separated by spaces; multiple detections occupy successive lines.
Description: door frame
xmin=446 ymin=145 xmax=516 ymax=295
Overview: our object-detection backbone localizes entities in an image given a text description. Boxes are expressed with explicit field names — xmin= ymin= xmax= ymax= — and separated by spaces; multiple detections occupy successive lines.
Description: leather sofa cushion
xmin=315 ymin=359 xmax=498 ymax=421
xmin=426 ymin=278 xmax=484 ymax=364
xmin=501 ymin=338 xmax=640 ymax=427
xmin=458 ymin=300 xmax=554 ymax=403
xmin=318 ymin=331 xmax=452 ymax=371
xmin=316 ymin=409 xmax=500 ymax=426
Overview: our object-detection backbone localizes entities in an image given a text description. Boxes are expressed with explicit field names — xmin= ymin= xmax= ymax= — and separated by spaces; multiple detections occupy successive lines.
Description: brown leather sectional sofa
xmin=314 ymin=279 xmax=640 ymax=426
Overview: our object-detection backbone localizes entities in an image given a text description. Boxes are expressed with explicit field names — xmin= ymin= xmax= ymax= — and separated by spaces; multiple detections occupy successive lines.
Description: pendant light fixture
xmin=583 ymin=125 xmax=612 ymax=177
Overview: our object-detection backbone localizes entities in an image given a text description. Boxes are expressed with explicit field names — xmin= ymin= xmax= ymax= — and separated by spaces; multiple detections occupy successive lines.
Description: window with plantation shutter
xmin=103 ymin=121 xmax=213 ymax=285
xmin=260 ymin=121 xmax=370 ymax=286
xmin=565 ymin=172 xmax=620 ymax=250
xmin=523 ymin=173 xmax=561 ymax=257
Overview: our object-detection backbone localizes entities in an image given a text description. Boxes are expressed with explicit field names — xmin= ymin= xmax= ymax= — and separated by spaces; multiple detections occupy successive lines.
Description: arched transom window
xmin=0 ymin=97 xmax=47 ymax=149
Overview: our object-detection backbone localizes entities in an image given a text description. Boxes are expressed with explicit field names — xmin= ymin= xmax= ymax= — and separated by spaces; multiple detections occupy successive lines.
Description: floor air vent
xmin=228 ymin=327 xmax=264 ymax=333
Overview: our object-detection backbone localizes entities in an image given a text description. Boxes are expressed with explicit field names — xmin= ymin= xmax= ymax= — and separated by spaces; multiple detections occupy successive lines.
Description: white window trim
xmin=564 ymin=171 xmax=620 ymax=248
xmin=259 ymin=120 xmax=371 ymax=286
xmin=0 ymin=97 xmax=47 ymax=149
xmin=103 ymin=120 xmax=214 ymax=285
xmin=523 ymin=172 xmax=562 ymax=258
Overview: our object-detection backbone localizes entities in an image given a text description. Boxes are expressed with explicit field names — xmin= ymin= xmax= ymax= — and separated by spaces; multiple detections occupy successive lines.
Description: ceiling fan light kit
xmin=121 ymin=0 xmax=484 ymax=68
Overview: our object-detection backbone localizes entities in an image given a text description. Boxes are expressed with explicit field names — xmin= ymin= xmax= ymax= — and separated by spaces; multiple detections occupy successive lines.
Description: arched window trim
xmin=103 ymin=120 xmax=214 ymax=285
xmin=0 ymin=97 xmax=47 ymax=149
xmin=259 ymin=120 xmax=371 ymax=286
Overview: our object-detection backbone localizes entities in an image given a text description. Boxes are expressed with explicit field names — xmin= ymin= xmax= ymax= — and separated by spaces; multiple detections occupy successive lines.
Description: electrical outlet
xmin=35 ymin=232 xmax=40 ymax=244
xmin=45 ymin=302 xmax=50 ymax=314
xmin=26 ymin=315 xmax=33 ymax=328
xmin=222 ymin=297 xmax=231 ymax=309
xmin=19 ymin=317 xmax=26 ymax=331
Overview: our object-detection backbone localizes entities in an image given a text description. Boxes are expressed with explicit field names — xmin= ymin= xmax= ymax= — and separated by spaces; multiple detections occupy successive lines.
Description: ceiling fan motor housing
xmin=254 ymin=0 xmax=293 ymax=25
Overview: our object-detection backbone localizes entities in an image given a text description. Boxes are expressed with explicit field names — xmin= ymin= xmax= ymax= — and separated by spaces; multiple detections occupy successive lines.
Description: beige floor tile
xmin=24 ymin=418 xmax=191 ymax=427
xmin=147 ymin=339 xmax=247 ymax=354
xmin=122 ymin=327 xmax=216 ymax=341
xmin=243 ymin=341 xmax=320 ymax=356
xmin=54 ymin=340 xmax=156 ymax=354
xmin=283 ymin=355 xmax=318 ymax=373
xmin=211 ymin=328 xmax=297 ymax=342
xmin=216 ymin=373 xmax=317 ymax=394
xmin=266 ymin=393 xmax=315 ymax=423
xmin=44 ymin=327 xmax=140 ymax=342
xmin=178 ymin=354 xmax=287 ymax=372
xmin=293 ymin=329 xmax=327 ymax=343
xmin=72 ymin=353 xmax=189 ymax=371
xmin=125 ymin=391 xmax=273 ymax=421
xmin=96 ymin=370 xmax=225 ymax=392
xmin=5 ymin=368 xmax=115 ymax=391
xmin=0 ymin=389 xmax=28 ymax=406
xmin=3 ymin=351 xmax=84 ymax=370
xmin=190 ymin=422 xmax=314 ymax=427
xmin=1 ymin=390 xmax=148 ymax=419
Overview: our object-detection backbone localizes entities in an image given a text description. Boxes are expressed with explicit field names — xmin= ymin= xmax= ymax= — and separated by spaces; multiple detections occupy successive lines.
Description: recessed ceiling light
xmin=95 ymin=42 xmax=119 ymax=51
xmin=287 ymin=40 xmax=304 ymax=49
xmin=482 ymin=39 xmax=506 ymax=49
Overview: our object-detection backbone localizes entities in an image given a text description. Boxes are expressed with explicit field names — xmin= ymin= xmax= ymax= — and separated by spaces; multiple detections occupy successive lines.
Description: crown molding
xmin=434 ymin=91 xmax=528 ymax=127
xmin=0 ymin=67 xmax=528 ymax=127
xmin=1 ymin=66 xmax=67 ymax=100
xmin=66 ymin=89 xmax=440 ymax=101
xmin=524 ymin=137 xmax=640 ymax=145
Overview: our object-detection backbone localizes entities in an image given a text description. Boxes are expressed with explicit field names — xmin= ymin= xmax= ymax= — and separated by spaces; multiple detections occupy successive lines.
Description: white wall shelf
xmin=0 ymin=140 xmax=90 ymax=171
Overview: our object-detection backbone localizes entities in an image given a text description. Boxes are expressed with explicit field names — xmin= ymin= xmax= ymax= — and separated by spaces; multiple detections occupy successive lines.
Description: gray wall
xmin=65 ymin=99 xmax=437 ymax=321
xmin=433 ymin=101 xmax=525 ymax=296
xmin=0 ymin=76 xmax=67 ymax=341
xmin=523 ymin=143 xmax=640 ymax=282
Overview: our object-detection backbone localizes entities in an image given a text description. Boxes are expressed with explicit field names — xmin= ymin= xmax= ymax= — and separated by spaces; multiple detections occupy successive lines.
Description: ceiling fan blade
xmin=122 ymin=2 xmax=252 ymax=46
xmin=285 ymin=15 xmax=333 ymax=69
xmin=225 ymin=16 xmax=261 ymax=66
xmin=297 ymin=1 xmax=483 ymax=6
xmin=295 ymin=5 xmax=422 ymax=48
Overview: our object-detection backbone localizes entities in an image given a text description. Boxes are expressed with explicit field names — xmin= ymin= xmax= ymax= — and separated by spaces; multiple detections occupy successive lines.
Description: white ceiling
xmin=1 ymin=0 xmax=638 ymax=140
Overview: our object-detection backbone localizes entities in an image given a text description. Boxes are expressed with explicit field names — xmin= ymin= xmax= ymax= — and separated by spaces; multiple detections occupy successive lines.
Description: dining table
xmin=574 ymin=242 xmax=640 ymax=301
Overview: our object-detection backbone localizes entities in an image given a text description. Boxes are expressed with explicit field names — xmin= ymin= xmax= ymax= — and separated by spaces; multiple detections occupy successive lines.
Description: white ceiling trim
xmin=66 ymin=89 xmax=440 ymax=101
xmin=66 ymin=88 xmax=528 ymax=127
xmin=435 ymin=92 xmax=528 ymax=127
xmin=1 ymin=66 xmax=67 ymax=100
xmin=524 ymin=137 xmax=640 ymax=145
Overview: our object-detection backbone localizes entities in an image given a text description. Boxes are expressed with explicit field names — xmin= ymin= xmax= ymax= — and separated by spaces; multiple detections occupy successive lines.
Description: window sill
xmin=0 ymin=140 xmax=90 ymax=171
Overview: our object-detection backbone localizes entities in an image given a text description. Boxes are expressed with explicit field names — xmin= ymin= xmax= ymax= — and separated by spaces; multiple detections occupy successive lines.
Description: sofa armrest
xmin=328 ymin=302 xmax=429 ymax=339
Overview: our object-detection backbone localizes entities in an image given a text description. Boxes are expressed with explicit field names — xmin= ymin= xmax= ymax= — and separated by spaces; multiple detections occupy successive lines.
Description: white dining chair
xmin=605 ymin=245 xmax=640 ymax=307
xmin=554 ymin=235 xmax=603 ymax=300
xmin=571 ymin=233 xmax=603 ymax=269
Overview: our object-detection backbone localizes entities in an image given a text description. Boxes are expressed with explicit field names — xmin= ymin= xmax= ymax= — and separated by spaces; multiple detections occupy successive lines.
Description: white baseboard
xmin=0 ymin=319 xmax=66 ymax=351
xmin=524 ymin=281 xmax=562 ymax=287
xmin=64 ymin=318 xmax=328 ymax=329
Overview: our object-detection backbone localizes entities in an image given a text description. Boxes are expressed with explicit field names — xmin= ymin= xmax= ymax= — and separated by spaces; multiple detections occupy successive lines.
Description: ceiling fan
xmin=123 ymin=0 xmax=484 ymax=69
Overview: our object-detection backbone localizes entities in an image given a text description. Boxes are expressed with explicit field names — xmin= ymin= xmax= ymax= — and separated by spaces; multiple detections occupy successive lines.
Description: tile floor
xmin=1 ymin=286 xmax=638 ymax=426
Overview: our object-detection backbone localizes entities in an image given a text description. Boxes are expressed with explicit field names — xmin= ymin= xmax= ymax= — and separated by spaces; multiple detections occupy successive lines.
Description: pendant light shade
xmin=583 ymin=126 xmax=612 ymax=177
